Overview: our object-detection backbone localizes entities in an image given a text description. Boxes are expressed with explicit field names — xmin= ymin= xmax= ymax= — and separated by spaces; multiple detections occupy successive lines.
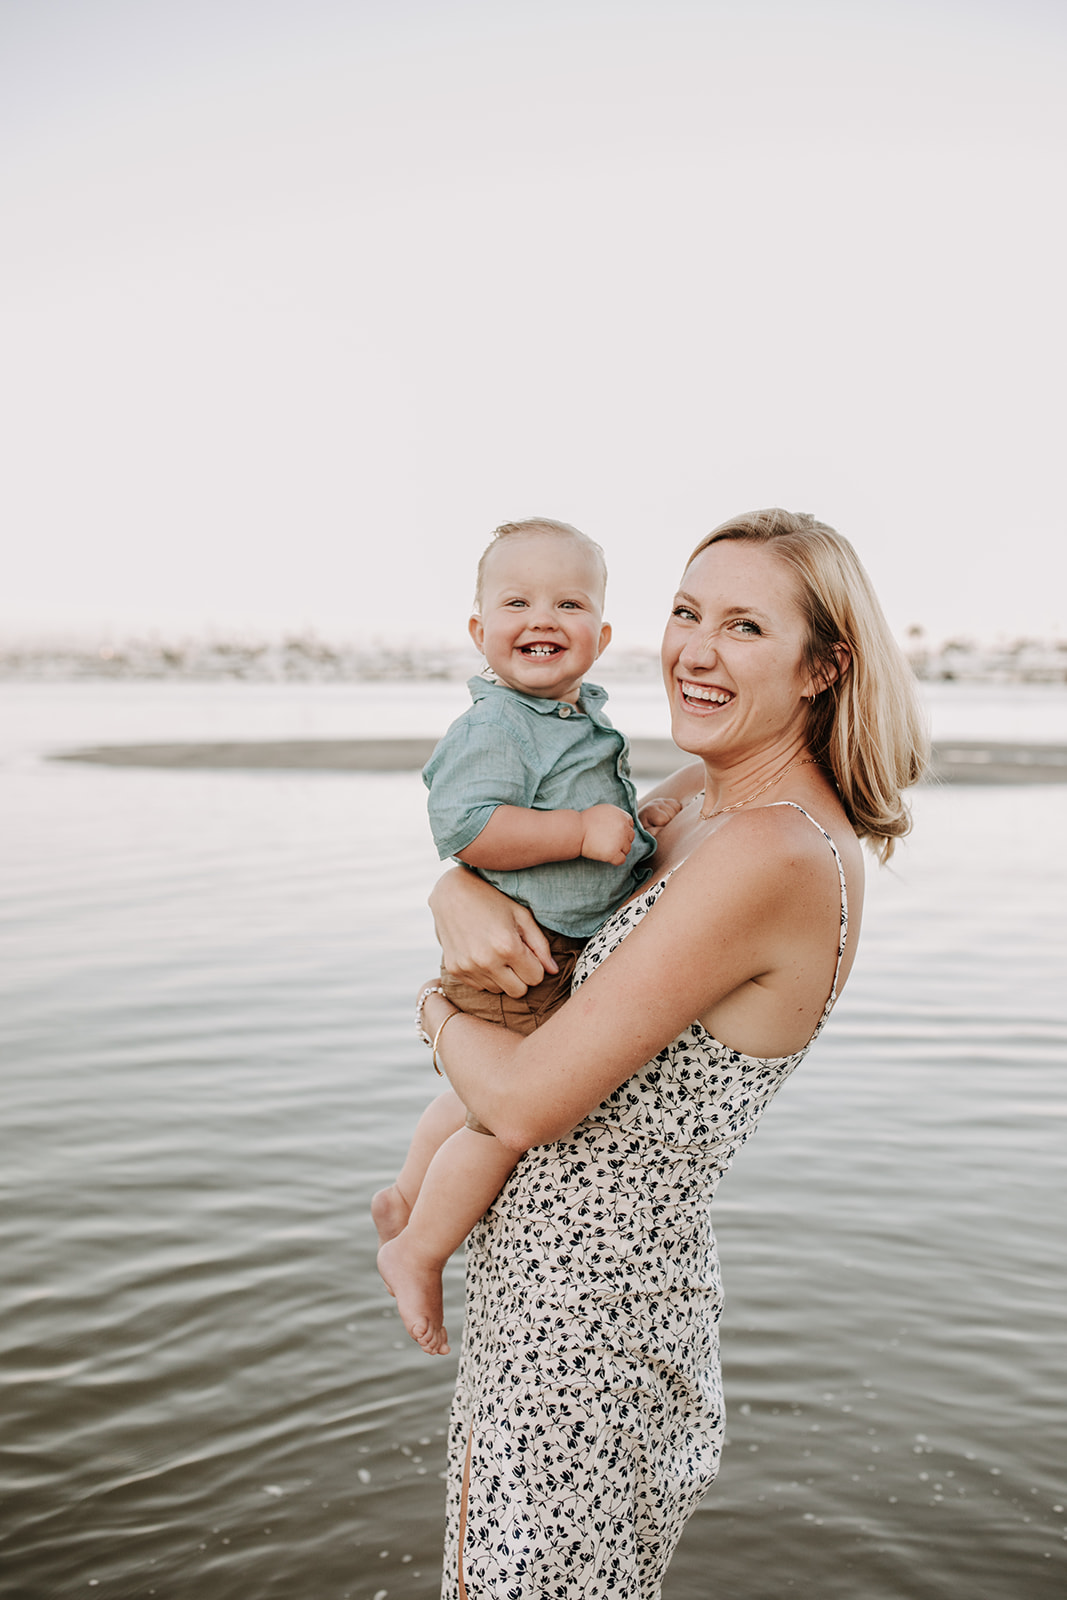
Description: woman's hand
xmin=428 ymin=866 xmax=557 ymax=997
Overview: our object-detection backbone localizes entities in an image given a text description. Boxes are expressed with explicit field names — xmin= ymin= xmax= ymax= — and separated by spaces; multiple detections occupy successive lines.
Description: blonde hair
xmin=474 ymin=519 xmax=608 ymax=609
xmin=688 ymin=509 xmax=930 ymax=862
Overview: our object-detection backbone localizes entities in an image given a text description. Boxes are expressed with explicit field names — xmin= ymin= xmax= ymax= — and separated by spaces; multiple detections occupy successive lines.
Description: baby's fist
xmin=638 ymin=796 xmax=683 ymax=834
xmin=579 ymin=804 xmax=636 ymax=865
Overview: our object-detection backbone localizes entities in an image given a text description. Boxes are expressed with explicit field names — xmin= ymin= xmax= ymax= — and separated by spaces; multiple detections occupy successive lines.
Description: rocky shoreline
xmin=6 ymin=633 xmax=1067 ymax=684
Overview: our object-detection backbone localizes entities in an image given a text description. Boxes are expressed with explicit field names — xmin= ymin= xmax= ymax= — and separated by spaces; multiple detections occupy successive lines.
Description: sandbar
xmin=50 ymin=738 xmax=1067 ymax=783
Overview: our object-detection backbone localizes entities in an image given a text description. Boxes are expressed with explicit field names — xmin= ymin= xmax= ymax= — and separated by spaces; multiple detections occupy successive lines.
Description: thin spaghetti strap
xmin=768 ymin=802 xmax=848 ymax=1026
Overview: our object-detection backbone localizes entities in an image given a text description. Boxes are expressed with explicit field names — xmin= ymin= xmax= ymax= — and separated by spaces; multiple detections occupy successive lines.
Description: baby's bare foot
xmin=377 ymin=1235 xmax=450 ymax=1356
xmin=371 ymin=1183 xmax=411 ymax=1246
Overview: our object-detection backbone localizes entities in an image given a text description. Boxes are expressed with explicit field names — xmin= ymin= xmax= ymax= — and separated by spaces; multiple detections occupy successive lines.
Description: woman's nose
xmin=678 ymin=628 xmax=718 ymax=670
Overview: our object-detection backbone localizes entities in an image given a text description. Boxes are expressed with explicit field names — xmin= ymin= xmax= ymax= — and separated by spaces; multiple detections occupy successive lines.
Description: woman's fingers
xmin=450 ymin=927 xmax=548 ymax=997
xmin=495 ymin=942 xmax=549 ymax=997
xmin=429 ymin=866 xmax=557 ymax=996
xmin=478 ymin=908 xmax=558 ymax=997
xmin=515 ymin=916 xmax=556 ymax=973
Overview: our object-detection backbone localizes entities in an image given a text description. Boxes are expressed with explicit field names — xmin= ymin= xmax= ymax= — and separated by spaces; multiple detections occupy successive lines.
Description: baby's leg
xmin=371 ymin=1087 xmax=467 ymax=1246
xmin=377 ymin=1126 xmax=519 ymax=1356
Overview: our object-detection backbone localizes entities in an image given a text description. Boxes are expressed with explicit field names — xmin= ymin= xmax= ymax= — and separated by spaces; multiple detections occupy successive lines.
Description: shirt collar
xmin=468 ymin=672 xmax=607 ymax=716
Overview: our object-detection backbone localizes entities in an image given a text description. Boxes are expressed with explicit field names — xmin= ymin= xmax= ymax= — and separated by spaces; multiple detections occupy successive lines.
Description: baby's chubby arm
xmin=457 ymin=803 xmax=635 ymax=870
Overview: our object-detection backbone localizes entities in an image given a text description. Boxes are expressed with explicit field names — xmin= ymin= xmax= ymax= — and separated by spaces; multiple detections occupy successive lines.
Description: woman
xmin=416 ymin=509 xmax=928 ymax=1599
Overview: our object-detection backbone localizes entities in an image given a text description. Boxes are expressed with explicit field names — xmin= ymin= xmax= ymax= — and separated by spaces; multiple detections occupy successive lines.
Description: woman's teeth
xmin=682 ymin=683 xmax=731 ymax=705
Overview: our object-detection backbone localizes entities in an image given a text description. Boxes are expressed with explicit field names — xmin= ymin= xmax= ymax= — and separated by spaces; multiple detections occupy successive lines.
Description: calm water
xmin=2 ymin=681 xmax=1066 ymax=1599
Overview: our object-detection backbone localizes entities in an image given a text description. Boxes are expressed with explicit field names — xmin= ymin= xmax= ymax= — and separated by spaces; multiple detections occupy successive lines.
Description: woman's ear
xmin=807 ymin=642 xmax=851 ymax=698
xmin=827 ymin=641 xmax=851 ymax=686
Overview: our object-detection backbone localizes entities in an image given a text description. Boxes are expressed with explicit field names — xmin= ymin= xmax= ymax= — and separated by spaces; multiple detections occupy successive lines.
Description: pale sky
xmin=3 ymin=0 xmax=1065 ymax=651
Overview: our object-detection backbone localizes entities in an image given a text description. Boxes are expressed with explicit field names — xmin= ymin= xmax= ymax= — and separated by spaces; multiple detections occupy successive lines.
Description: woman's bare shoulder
xmin=675 ymin=793 xmax=857 ymax=902
xmin=692 ymin=798 xmax=864 ymax=974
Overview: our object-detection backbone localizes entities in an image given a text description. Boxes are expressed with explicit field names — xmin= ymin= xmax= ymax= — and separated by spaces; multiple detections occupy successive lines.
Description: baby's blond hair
xmin=474 ymin=519 xmax=608 ymax=610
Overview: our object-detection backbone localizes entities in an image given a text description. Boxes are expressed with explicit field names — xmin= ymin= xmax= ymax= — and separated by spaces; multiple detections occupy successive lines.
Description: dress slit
xmin=457 ymin=1426 xmax=473 ymax=1598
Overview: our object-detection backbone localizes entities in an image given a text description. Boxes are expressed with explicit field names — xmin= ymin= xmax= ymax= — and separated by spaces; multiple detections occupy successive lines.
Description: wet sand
xmin=51 ymin=737 xmax=1067 ymax=783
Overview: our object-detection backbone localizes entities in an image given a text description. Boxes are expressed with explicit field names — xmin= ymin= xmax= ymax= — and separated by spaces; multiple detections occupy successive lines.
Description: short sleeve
xmin=423 ymin=714 xmax=542 ymax=860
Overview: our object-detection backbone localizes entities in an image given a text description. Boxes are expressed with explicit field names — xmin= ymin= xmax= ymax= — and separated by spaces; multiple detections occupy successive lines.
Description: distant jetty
xmin=4 ymin=632 xmax=1067 ymax=684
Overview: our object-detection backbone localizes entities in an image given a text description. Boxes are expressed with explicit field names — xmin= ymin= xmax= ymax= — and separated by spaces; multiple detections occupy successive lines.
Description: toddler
xmin=373 ymin=518 xmax=679 ymax=1354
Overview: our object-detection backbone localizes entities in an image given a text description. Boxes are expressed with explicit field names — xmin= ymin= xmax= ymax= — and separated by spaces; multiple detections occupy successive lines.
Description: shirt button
xmin=558 ymin=704 xmax=573 ymax=717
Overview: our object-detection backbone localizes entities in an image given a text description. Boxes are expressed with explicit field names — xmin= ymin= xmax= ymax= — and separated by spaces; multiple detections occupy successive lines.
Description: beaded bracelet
xmin=415 ymin=984 xmax=446 ymax=1045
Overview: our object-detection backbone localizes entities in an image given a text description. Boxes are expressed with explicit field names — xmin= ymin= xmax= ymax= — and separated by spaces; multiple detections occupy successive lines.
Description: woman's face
xmin=661 ymin=540 xmax=816 ymax=762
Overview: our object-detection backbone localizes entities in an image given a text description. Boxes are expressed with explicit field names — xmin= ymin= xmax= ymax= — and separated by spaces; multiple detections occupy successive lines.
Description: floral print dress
xmin=441 ymin=805 xmax=848 ymax=1599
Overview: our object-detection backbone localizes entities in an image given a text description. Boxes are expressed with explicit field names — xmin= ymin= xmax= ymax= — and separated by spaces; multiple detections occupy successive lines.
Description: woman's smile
xmin=678 ymin=680 xmax=733 ymax=708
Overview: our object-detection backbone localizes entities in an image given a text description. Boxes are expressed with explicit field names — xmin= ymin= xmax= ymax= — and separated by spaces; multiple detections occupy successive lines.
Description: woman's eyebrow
xmin=674 ymin=589 xmax=773 ymax=620
xmin=726 ymin=603 xmax=773 ymax=619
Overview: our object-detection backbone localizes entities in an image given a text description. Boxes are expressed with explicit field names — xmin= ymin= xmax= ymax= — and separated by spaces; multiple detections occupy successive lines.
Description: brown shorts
xmin=439 ymin=929 xmax=587 ymax=1135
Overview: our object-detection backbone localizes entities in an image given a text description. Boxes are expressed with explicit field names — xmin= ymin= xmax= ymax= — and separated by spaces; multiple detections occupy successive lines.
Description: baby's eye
xmin=558 ymin=600 xmax=583 ymax=610
xmin=504 ymin=598 xmax=528 ymax=608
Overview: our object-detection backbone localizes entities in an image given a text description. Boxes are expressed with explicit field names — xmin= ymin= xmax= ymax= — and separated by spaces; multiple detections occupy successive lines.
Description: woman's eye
xmin=732 ymin=618 xmax=762 ymax=635
xmin=671 ymin=605 xmax=698 ymax=621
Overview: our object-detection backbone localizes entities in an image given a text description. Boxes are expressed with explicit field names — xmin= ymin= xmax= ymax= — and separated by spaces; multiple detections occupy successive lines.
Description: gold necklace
xmin=698 ymin=758 xmax=820 ymax=821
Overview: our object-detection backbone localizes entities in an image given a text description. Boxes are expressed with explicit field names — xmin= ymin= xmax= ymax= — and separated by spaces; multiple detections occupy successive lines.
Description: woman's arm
xmin=421 ymin=806 xmax=843 ymax=1151
xmin=428 ymin=866 xmax=558 ymax=996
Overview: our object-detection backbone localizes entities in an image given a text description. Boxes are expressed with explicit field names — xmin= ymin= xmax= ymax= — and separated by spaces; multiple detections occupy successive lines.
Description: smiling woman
xmin=401 ymin=507 xmax=931 ymax=1598
xmin=670 ymin=510 xmax=928 ymax=858
xmin=663 ymin=542 xmax=829 ymax=810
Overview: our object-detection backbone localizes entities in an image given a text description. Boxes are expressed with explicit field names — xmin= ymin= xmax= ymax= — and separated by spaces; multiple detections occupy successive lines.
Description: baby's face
xmin=470 ymin=533 xmax=610 ymax=704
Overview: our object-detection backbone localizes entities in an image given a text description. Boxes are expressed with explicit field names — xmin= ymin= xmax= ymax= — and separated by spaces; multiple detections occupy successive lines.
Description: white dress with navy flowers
xmin=441 ymin=805 xmax=848 ymax=1599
